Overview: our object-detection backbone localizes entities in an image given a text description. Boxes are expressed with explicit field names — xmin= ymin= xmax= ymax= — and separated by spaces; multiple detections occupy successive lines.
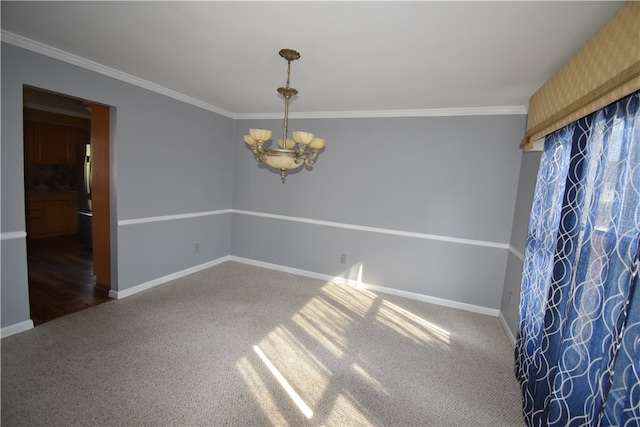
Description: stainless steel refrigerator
xmin=77 ymin=143 xmax=92 ymax=248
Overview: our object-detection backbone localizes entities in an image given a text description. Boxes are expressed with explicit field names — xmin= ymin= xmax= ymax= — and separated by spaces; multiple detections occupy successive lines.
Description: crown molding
xmin=3 ymin=30 xmax=528 ymax=120
xmin=1 ymin=30 xmax=236 ymax=119
xmin=237 ymin=105 xmax=527 ymax=120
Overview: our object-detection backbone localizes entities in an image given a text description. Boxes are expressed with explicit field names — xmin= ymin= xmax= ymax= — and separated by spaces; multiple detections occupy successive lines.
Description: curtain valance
xmin=521 ymin=1 xmax=640 ymax=150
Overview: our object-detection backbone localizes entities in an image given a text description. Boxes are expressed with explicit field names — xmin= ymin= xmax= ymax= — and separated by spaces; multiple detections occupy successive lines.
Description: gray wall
xmin=500 ymin=150 xmax=542 ymax=338
xmin=1 ymin=43 xmax=234 ymax=329
xmin=232 ymin=116 xmax=526 ymax=309
xmin=0 ymin=238 xmax=30 ymax=328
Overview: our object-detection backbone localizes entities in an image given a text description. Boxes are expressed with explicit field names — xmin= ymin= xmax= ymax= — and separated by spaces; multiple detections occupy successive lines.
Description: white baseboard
xmin=109 ymin=255 xmax=231 ymax=299
xmin=498 ymin=311 xmax=517 ymax=347
xmin=1 ymin=319 xmax=34 ymax=339
xmin=2 ymin=257 xmax=513 ymax=342
xmin=230 ymin=256 xmax=500 ymax=317
xmin=230 ymin=256 xmax=337 ymax=284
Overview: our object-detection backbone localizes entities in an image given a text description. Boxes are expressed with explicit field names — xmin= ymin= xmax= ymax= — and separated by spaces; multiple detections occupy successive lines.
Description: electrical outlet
xmin=194 ymin=243 xmax=200 ymax=253
xmin=340 ymin=254 xmax=347 ymax=264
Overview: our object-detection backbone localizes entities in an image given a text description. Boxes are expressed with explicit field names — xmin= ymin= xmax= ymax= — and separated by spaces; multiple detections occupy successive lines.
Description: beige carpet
xmin=1 ymin=261 xmax=524 ymax=426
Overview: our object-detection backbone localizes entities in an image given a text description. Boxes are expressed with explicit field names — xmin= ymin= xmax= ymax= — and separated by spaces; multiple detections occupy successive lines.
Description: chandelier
xmin=243 ymin=49 xmax=326 ymax=181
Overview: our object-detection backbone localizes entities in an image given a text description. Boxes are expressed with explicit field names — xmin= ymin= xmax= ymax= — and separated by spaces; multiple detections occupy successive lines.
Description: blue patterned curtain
xmin=515 ymin=90 xmax=640 ymax=427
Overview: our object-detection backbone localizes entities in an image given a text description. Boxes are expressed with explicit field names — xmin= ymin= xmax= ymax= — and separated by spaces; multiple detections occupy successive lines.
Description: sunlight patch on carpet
xmin=376 ymin=299 xmax=451 ymax=346
xmin=291 ymin=296 xmax=353 ymax=357
xmin=253 ymin=345 xmax=314 ymax=419
xmin=325 ymin=392 xmax=373 ymax=426
xmin=321 ymin=280 xmax=377 ymax=318
xmin=236 ymin=356 xmax=288 ymax=425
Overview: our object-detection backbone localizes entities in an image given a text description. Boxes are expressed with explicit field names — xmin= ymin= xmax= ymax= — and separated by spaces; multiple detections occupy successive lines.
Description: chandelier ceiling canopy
xmin=243 ymin=49 xmax=326 ymax=182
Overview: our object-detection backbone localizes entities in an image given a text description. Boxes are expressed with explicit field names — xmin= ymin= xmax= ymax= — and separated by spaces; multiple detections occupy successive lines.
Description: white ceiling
xmin=1 ymin=1 xmax=623 ymax=118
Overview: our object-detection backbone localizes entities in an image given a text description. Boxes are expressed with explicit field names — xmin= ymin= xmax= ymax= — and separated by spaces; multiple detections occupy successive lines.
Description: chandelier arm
xmin=307 ymin=151 xmax=318 ymax=166
xmin=254 ymin=144 xmax=267 ymax=163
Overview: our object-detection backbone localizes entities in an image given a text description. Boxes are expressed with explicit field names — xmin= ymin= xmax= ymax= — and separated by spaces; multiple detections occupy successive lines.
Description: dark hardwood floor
xmin=27 ymin=234 xmax=111 ymax=326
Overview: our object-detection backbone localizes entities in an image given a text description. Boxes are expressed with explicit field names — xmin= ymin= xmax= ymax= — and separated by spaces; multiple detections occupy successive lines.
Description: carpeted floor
xmin=1 ymin=261 xmax=524 ymax=426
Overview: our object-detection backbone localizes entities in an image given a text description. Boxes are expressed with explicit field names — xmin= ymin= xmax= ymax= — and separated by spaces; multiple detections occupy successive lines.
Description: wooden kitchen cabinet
xmin=25 ymin=199 xmax=46 ymax=237
xmin=26 ymin=192 xmax=78 ymax=239
xmin=38 ymin=122 xmax=69 ymax=164
xmin=23 ymin=109 xmax=90 ymax=165
xmin=66 ymin=127 xmax=89 ymax=165
xmin=23 ymin=121 xmax=38 ymax=164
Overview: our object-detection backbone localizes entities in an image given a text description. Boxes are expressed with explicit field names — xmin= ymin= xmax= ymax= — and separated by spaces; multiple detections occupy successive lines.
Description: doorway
xmin=23 ymin=87 xmax=111 ymax=325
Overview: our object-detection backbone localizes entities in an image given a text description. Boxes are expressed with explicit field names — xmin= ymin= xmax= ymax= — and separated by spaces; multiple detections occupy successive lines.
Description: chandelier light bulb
xmin=249 ymin=128 xmax=272 ymax=143
xmin=292 ymin=131 xmax=315 ymax=145
xmin=278 ymin=138 xmax=296 ymax=149
xmin=243 ymin=135 xmax=258 ymax=146
xmin=309 ymin=138 xmax=326 ymax=150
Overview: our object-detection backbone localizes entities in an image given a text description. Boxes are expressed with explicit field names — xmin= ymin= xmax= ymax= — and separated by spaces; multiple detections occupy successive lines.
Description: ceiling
xmin=2 ymin=1 xmax=623 ymax=118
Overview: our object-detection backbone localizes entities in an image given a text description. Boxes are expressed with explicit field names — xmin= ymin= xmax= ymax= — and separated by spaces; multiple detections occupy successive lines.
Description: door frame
xmin=90 ymin=104 xmax=111 ymax=287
